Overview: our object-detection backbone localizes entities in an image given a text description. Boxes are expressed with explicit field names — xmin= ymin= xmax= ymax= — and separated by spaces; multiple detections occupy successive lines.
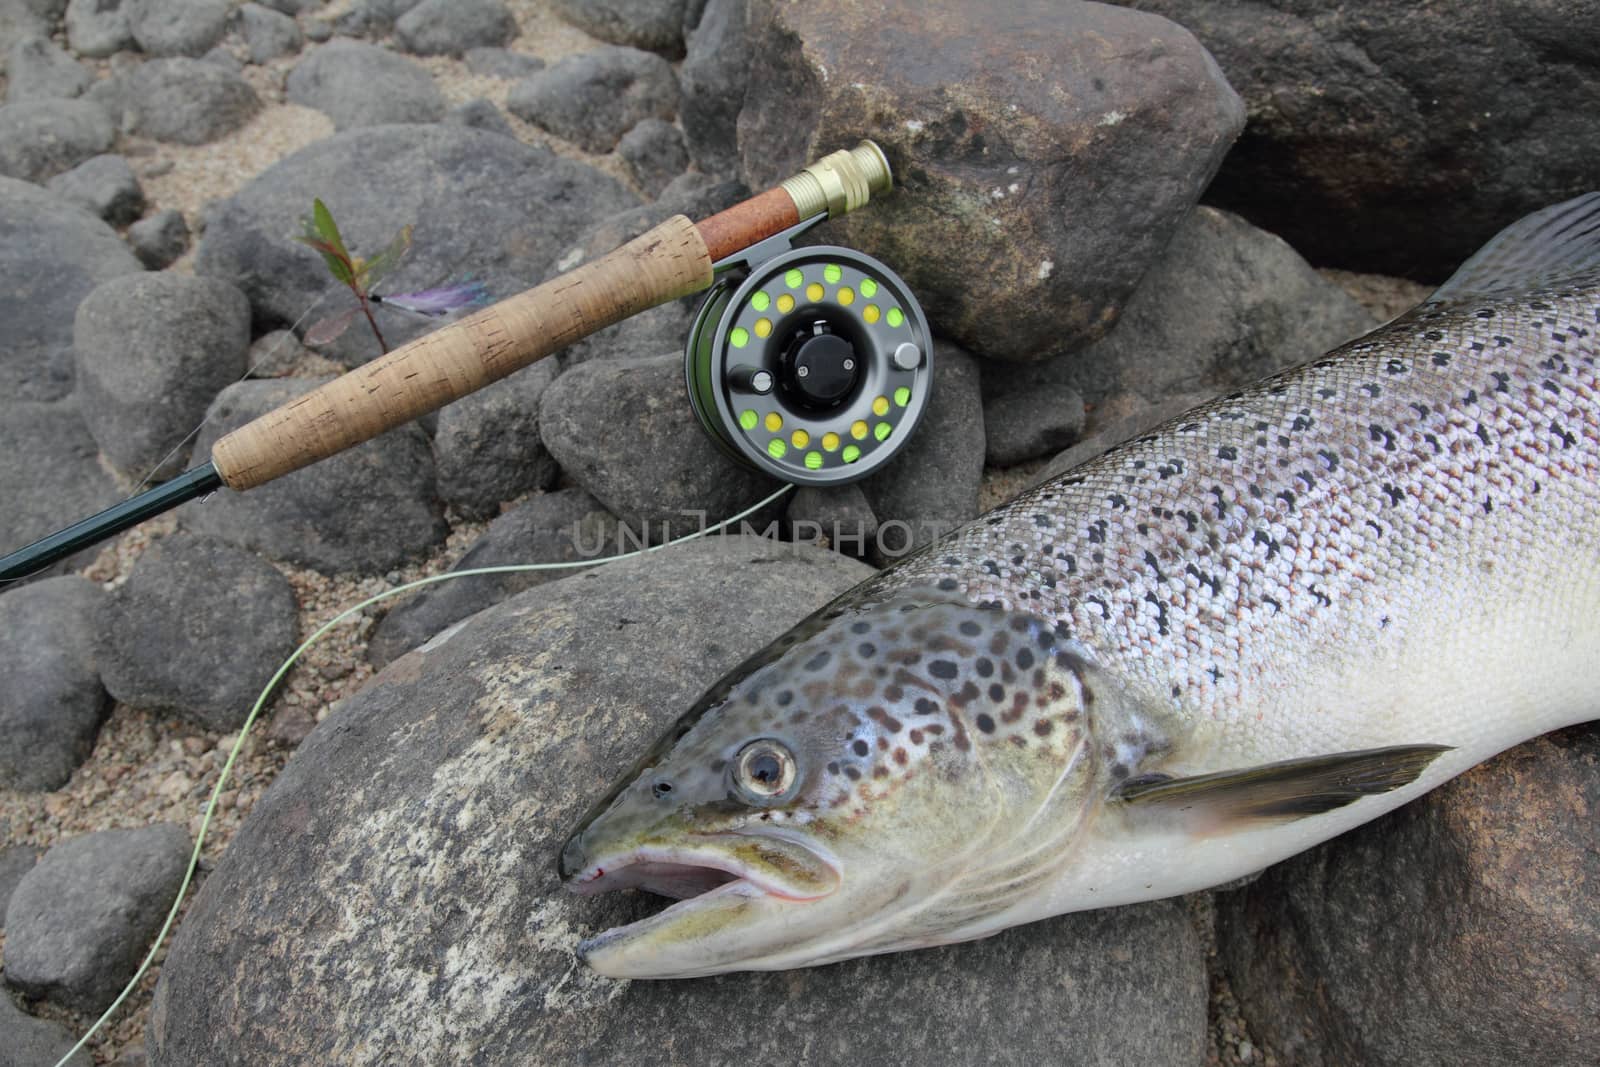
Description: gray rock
xmin=441 ymin=95 xmax=514 ymax=138
xmin=286 ymin=39 xmax=445 ymax=130
xmin=786 ymin=482 xmax=877 ymax=558
xmin=0 ymin=399 xmax=119 ymax=581
xmin=506 ymin=45 xmax=678 ymax=154
xmin=394 ymin=0 xmax=515 ymax=56
xmin=73 ymin=272 xmax=251 ymax=480
xmin=333 ymin=0 xmax=421 ymax=37
xmin=366 ymin=487 xmax=620 ymax=667
xmin=1061 ymin=207 xmax=1378 ymax=408
xmin=64 ymin=0 xmax=134 ymax=58
xmin=3 ymin=824 xmax=189 ymax=1015
xmin=739 ymin=0 xmax=1245 ymax=363
xmin=194 ymin=125 xmax=636 ymax=352
xmin=859 ymin=340 xmax=984 ymax=560
xmin=0 ymin=846 xmax=41 ymax=922
xmin=678 ymin=0 xmax=745 ymax=176
xmin=0 ymin=992 xmax=92 ymax=1067
xmin=978 ymin=365 xmax=1086 ymax=467
xmin=617 ymin=116 xmax=686 ymax=197
xmin=0 ymin=176 xmax=141 ymax=400
xmin=463 ymin=45 xmax=541 ymax=79
xmin=96 ymin=535 xmax=297 ymax=730
xmin=260 ymin=0 xmax=322 ymax=13
xmin=1127 ymin=0 xmax=1600 ymax=279
xmin=200 ymin=43 xmax=242 ymax=74
xmin=302 ymin=14 xmax=329 ymax=41
xmin=540 ymin=353 xmax=779 ymax=539
xmin=551 ymin=0 xmax=688 ymax=58
xmin=126 ymin=0 xmax=229 ymax=57
xmin=0 ymin=1 xmax=52 ymax=71
xmin=433 ymin=360 xmax=560 ymax=521
xmin=46 ymin=152 xmax=143 ymax=224
xmin=6 ymin=33 xmax=91 ymax=100
xmin=183 ymin=378 xmax=448 ymax=574
xmin=1218 ymin=726 xmax=1600 ymax=1067
xmin=237 ymin=2 xmax=301 ymax=64
xmin=114 ymin=57 xmax=260 ymax=144
xmin=126 ymin=206 xmax=188 ymax=268
xmin=0 ymin=576 xmax=109 ymax=791
xmin=244 ymin=328 xmax=314 ymax=378
xmin=147 ymin=535 xmax=1204 ymax=1065
xmin=0 ymin=97 xmax=112 ymax=183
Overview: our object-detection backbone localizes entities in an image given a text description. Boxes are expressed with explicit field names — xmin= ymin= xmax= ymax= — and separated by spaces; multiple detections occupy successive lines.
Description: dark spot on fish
xmin=959 ymin=620 xmax=982 ymax=637
xmin=893 ymin=748 xmax=908 ymax=766
xmin=804 ymin=651 xmax=832 ymax=672
xmin=845 ymin=766 xmax=861 ymax=781
xmin=937 ymin=578 xmax=959 ymax=592
xmin=930 ymin=659 xmax=959 ymax=680
xmin=852 ymin=739 xmax=869 ymax=757
xmin=776 ymin=689 xmax=794 ymax=707
xmin=1016 ymin=648 xmax=1035 ymax=670
xmin=850 ymin=621 xmax=871 ymax=634
xmin=989 ymin=683 xmax=1005 ymax=703
xmin=975 ymin=713 xmax=996 ymax=734
xmin=909 ymin=729 xmax=924 ymax=744
xmin=858 ymin=642 xmax=877 ymax=658
xmin=1034 ymin=719 xmax=1054 ymax=737
xmin=867 ymin=706 xmax=903 ymax=732
xmin=914 ymin=697 xmax=939 ymax=715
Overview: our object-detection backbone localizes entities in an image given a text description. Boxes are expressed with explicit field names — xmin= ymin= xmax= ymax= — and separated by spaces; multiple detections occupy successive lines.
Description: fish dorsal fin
xmin=1111 ymin=744 xmax=1451 ymax=832
xmin=1429 ymin=192 xmax=1600 ymax=303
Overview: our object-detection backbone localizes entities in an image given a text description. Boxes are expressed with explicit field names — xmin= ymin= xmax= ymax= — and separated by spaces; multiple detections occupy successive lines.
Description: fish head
xmin=560 ymin=591 xmax=1111 ymax=978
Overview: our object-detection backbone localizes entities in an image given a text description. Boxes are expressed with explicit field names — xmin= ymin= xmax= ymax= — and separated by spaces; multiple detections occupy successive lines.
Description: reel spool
xmin=686 ymin=222 xmax=932 ymax=485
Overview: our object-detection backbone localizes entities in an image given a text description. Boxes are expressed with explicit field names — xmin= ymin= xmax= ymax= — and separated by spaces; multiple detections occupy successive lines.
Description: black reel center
xmin=782 ymin=319 xmax=860 ymax=408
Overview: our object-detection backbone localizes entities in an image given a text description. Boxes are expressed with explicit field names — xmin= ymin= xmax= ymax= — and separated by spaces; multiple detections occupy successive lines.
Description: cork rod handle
xmin=212 ymin=214 xmax=714 ymax=491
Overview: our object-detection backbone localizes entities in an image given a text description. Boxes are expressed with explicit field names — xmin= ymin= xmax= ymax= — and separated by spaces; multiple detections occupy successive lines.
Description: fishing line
xmin=53 ymin=481 xmax=795 ymax=1067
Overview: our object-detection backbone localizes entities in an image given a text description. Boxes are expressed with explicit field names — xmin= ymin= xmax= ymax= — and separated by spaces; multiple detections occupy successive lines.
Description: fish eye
xmin=651 ymin=778 xmax=674 ymax=799
xmin=733 ymin=739 xmax=798 ymax=802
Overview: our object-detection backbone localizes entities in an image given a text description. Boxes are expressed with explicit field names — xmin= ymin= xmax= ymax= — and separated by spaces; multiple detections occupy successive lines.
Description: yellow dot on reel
xmin=850 ymin=420 xmax=868 ymax=440
xmin=791 ymin=428 xmax=810 ymax=448
xmin=863 ymin=305 xmax=880 ymax=324
xmin=776 ymin=293 xmax=795 ymax=313
xmin=755 ymin=317 xmax=773 ymax=338
xmin=764 ymin=411 xmax=783 ymax=433
xmin=821 ymin=431 xmax=840 ymax=451
xmin=805 ymin=282 xmax=825 ymax=303
xmin=872 ymin=395 xmax=889 ymax=416
xmin=838 ymin=287 xmax=855 ymax=306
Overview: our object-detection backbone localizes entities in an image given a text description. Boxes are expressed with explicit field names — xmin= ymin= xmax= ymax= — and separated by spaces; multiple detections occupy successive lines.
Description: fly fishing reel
xmin=686 ymin=218 xmax=932 ymax=485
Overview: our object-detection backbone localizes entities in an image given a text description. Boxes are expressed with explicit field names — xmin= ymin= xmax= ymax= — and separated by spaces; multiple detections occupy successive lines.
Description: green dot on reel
xmin=842 ymin=444 xmax=861 ymax=463
xmin=887 ymin=307 xmax=904 ymax=328
xmin=874 ymin=422 xmax=892 ymax=441
xmin=739 ymin=409 xmax=758 ymax=431
xmin=860 ymin=278 xmax=878 ymax=298
xmin=730 ymin=326 xmax=750 ymax=348
xmin=824 ymin=263 xmax=842 ymax=284
xmin=768 ymin=439 xmax=787 ymax=459
xmin=751 ymin=291 xmax=770 ymax=312
xmin=893 ymin=387 xmax=911 ymax=407
xmin=804 ymin=451 xmax=823 ymax=470
xmin=785 ymin=268 xmax=804 ymax=288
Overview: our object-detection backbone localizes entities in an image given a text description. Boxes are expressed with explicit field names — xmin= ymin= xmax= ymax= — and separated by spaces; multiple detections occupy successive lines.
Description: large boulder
xmin=1126 ymin=0 xmax=1600 ymax=279
xmin=0 ymin=576 xmax=109 ymax=791
xmin=1218 ymin=725 xmax=1600 ymax=1067
xmin=194 ymin=124 xmax=637 ymax=362
xmin=0 ymin=174 xmax=143 ymax=401
xmin=148 ymin=536 xmax=1206 ymax=1066
xmin=0 ymin=399 xmax=119 ymax=583
xmin=736 ymin=0 xmax=1245 ymax=362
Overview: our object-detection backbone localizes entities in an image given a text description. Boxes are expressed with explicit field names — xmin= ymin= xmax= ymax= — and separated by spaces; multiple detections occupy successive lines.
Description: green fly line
xmin=56 ymin=482 xmax=795 ymax=1066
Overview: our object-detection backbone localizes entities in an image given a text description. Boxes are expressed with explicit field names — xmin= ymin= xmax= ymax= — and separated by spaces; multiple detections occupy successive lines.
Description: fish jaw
xmin=564 ymin=832 xmax=845 ymax=979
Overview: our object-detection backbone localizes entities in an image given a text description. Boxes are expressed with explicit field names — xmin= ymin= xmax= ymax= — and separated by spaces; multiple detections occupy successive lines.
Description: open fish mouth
xmin=565 ymin=836 xmax=842 ymax=976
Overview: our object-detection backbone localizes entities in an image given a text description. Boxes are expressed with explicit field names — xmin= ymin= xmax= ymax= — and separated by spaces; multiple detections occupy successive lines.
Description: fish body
xmin=560 ymin=195 xmax=1600 ymax=978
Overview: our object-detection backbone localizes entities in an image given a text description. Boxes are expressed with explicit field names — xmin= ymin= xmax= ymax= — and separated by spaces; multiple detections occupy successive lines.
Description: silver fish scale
xmin=861 ymin=281 xmax=1600 ymax=731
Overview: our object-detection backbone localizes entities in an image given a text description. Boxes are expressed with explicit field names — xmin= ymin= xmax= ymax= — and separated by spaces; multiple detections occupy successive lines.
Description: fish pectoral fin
xmin=1110 ymin=744 xmax=1452 ymax=832
xmin=1428 ymin=191 xmax=1600 ymax=303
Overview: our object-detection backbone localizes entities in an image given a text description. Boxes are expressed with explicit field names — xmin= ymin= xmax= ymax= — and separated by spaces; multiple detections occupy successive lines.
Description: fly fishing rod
xmin=0 ymin=140 xmax=933 ymax=582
